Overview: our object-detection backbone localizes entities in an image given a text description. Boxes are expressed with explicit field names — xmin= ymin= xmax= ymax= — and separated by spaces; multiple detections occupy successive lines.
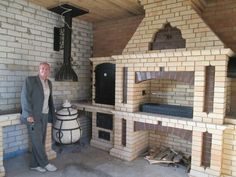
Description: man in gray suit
xmin=21 ymin=62 xmax=57 ymax=172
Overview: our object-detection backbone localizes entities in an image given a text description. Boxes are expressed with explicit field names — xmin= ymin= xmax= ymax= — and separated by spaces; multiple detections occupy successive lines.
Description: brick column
xmin=190 ymin=129 xmax=224 ymax=177
xmin=110 ymin=117 xmax=134 ymax=161
xmin=45 ymin=124 xmax=56 ymax=160
xmin=0 ymin=127 xmax=5 ymax=177
xmin=110 ymin=117 xmax=148 ymax=161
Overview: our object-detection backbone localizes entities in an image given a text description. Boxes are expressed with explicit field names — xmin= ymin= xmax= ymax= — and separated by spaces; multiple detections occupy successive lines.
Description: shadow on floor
xmin=4 ymin=146 xmax=188 ymax=177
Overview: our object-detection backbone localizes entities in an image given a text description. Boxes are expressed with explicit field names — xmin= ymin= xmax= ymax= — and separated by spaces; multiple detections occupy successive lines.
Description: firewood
xmin=173 ymin=154 xmax=183 ymax=163
xmin=162 ymin=151 xmax=176 ymax=161
xmin=148 ymin=147 xmax=160 ymax=159
xmin=147 ymin=158 xmax=175 ymax=164
xmin=155 ymin=148 xmax=171 ymax=160
xmin=182 ymin=155 xmax=191 ymax=166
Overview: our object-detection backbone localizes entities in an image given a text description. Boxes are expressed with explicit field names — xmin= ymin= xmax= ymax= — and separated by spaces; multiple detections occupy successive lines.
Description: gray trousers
xmin=27 ymin=114 xmax=49 ymax=168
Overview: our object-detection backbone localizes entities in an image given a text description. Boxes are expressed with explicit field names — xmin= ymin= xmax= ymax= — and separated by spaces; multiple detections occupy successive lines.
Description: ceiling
xmin=28 ymin=0 xmax=236 ymax=52
xmin=26 ymin=0 xmax=219 ymax=23
xmin=28 ymin=0 xmax=144 ymax=23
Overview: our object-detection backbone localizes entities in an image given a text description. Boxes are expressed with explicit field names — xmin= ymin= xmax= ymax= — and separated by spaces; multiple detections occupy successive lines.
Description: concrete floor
xmin=5 ymin=146 xmax=188 ymax=177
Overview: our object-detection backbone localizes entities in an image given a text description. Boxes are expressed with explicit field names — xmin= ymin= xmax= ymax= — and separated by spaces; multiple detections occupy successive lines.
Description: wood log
xmin=155 ymin=148 xmax=171 ymax=160
xmin=173 ymin=154 xmax=183 ymax=163
xmin=162 ymin=151 xmax=176 ymax=161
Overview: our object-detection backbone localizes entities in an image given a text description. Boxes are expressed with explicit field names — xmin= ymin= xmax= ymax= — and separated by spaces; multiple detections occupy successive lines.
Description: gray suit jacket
xmin=20 ymin=75 xmax=56 ymax=124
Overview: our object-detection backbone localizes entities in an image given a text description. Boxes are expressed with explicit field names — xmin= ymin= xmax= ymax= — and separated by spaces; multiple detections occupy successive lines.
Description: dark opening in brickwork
xmin=122 ymin=119 xmax=127 ymax=146
xmin=134 ymin=121 xmax=192 ymax=142
xmin=122 ymin=67 xmax=128 ymax=104
xmin=201 ymin=131 xmax=212 ymax=168
xmin=98 ymin=130 xmax=110 ymax=141
xmin=96 ymin=113 xmax=113 ymax=130
xmin=203 ymin=66 xmax=215 ymax=113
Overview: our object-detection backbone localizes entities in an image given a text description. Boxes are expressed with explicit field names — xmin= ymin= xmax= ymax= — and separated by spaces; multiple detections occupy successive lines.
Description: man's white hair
xmin=39 ymin=62 xmax=50 ymax=66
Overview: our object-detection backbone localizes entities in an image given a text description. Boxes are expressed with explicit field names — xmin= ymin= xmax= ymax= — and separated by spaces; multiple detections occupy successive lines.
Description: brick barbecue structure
xmin=76 ymin=0 xmax=236 ymax=177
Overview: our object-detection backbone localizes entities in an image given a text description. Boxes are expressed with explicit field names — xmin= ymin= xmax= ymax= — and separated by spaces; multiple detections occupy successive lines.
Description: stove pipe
xmin=49 ymin=4 xmax=88 ymax=81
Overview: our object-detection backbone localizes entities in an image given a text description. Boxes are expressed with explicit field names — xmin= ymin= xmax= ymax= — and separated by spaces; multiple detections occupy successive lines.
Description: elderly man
xmin=21 ymin=62 xmax=57 ymax=172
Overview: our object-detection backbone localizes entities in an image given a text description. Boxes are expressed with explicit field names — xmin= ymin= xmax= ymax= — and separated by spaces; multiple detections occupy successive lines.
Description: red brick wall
xmin=93 ymin=15 xmax=144 ymax=57
xmin=202 ymin=0 xmax=236 ymax=52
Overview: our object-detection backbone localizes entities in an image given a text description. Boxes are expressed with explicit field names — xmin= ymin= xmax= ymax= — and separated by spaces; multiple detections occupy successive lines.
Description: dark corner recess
xmin=227 ymin=56 xmax=236 ymax=78
xmin=48 ymin=4 xmax=88 ymax=81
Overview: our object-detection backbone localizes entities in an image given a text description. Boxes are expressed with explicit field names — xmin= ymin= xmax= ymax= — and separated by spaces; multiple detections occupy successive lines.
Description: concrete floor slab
xmin=5 ymin=146 xmax=188 ymax=177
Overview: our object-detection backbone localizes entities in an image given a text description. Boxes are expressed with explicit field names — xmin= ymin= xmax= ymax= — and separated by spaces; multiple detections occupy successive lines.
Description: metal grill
xmin=140 ymin=103 xmax=193 ymax=118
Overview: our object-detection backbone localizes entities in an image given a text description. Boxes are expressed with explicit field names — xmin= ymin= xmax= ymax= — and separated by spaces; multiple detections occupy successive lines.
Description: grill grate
xmin=140 ymin=103 xmax=193 ymax=118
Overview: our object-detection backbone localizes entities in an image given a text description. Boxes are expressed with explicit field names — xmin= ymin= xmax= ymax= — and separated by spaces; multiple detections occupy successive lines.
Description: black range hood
xmin=49 ymin=4 xmax=88 ymax=81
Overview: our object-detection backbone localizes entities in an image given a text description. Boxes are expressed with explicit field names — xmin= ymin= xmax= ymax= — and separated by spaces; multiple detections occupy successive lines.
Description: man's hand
xmin=27 ymin=116 xmax=34 ymax=123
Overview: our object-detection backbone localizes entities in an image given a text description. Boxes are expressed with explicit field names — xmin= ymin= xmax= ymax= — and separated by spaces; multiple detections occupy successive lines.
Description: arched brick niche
xmin=149 ymin=22 xmax=186 ymax=50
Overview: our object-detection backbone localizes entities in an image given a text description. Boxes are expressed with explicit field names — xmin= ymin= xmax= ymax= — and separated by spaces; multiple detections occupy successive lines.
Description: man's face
xmin=39 ymin=64 xmax=50 ymax=79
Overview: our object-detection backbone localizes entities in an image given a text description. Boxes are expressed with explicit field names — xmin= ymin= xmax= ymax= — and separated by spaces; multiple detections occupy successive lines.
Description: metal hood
xmin=49 ymin=4 xmax=88 ymax=81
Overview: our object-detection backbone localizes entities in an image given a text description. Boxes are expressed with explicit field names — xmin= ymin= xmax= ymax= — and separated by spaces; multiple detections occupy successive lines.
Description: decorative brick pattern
xmin=123 ymin=0 xmax=224 ymax=54
xmin=149 ymin=22 xmax=186 ymax=50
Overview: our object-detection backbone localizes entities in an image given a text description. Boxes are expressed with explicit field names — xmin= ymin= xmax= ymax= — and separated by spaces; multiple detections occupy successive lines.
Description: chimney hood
xmin=49 ymin=4 xmax=88 ymax=81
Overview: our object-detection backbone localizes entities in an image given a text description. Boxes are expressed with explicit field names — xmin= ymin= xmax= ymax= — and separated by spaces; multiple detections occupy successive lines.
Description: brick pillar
xmin=45 ymin=124 xmax=56 ymax=160
xmin=190 ymin=130 xmax=224 ymax=177
xmin=110 ymin=117 xmax=133 ymax=161
xmin=110 ymin=116 xmax=148 ymax=161
xmin=0 ymin=127 xmax=5 ymax=177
